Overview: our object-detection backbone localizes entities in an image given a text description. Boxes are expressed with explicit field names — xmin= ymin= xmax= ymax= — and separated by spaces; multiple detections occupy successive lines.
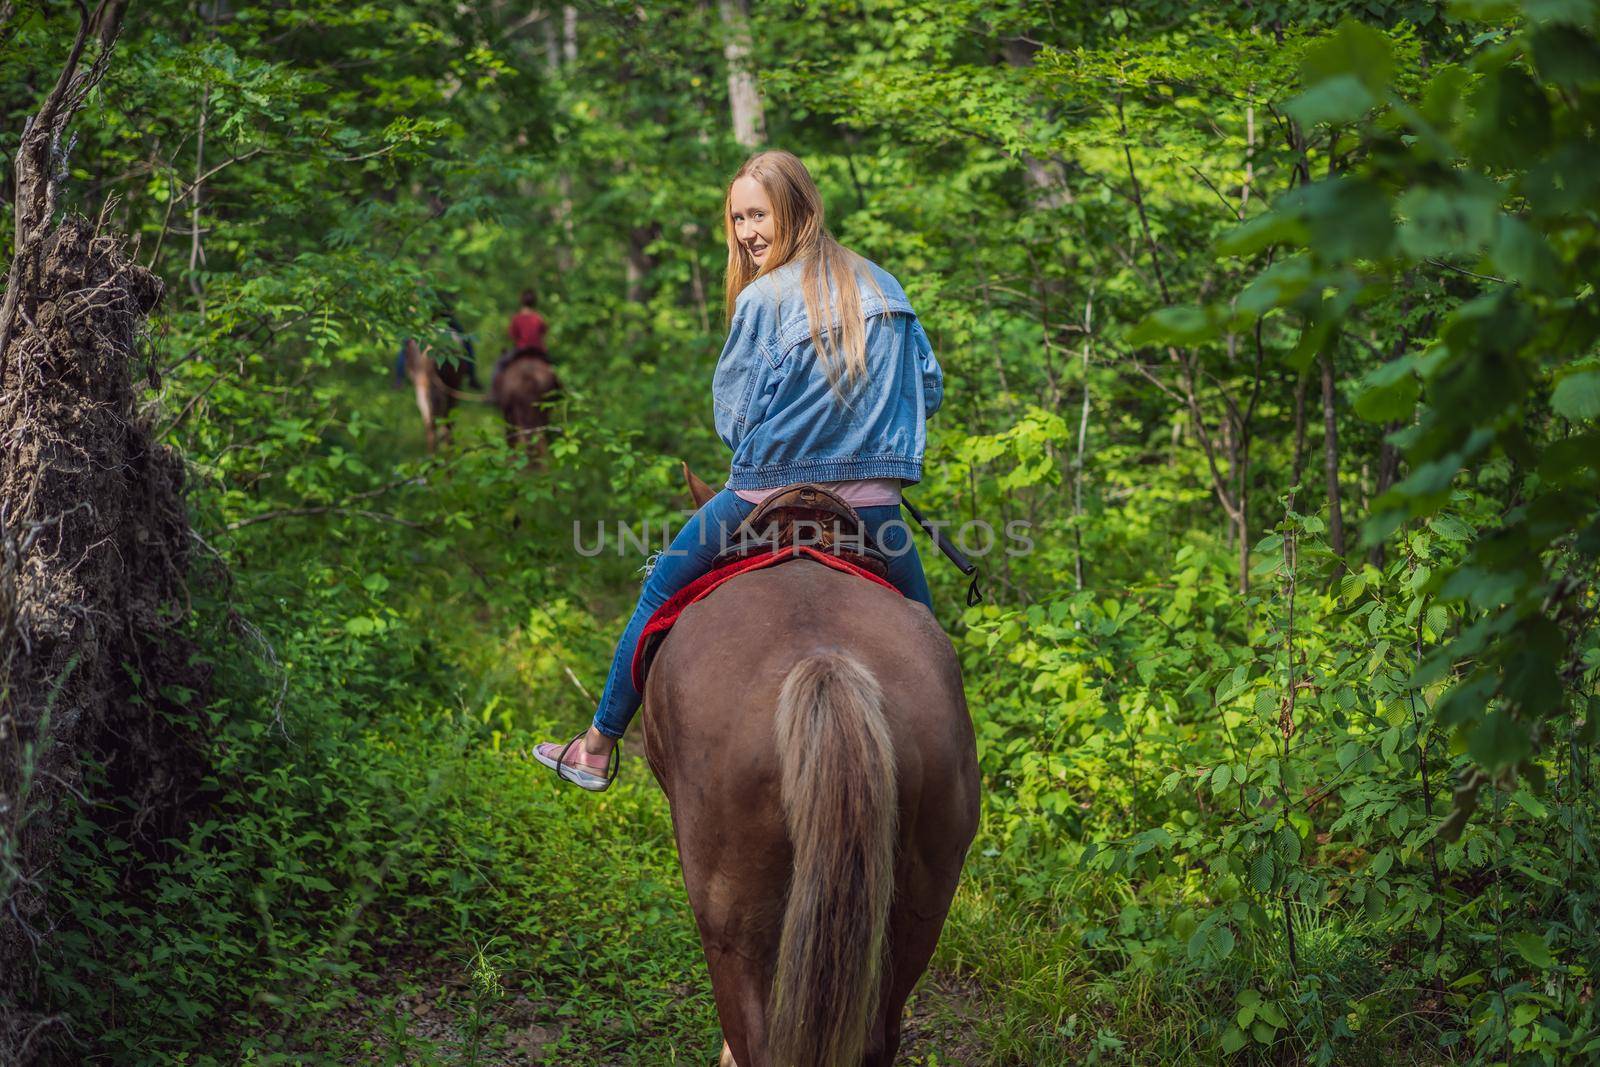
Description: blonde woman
xmin=535 ymin=149 xmax=944 ymax=790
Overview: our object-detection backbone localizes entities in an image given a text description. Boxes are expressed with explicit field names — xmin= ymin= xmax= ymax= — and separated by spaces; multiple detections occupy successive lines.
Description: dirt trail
xmin=325 ymin=959 xmax=994 ymax=1065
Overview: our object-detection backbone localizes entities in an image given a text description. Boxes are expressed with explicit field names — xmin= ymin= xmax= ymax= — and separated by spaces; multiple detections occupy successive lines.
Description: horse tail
xmin=769 ymin=651 xmax=897 ymax=1067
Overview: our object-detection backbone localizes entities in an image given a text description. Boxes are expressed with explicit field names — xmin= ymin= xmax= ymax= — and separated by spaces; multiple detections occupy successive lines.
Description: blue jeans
xmin=590 ymin=488 xmax=935 ymax=739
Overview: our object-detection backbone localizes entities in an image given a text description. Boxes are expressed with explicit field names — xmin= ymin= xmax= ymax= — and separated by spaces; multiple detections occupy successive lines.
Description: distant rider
xmin=492 ymin=288 xmax=550 ymax=386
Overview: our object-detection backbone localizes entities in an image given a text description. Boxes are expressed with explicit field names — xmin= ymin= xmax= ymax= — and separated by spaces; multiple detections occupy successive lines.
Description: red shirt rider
xmin=509 ymin=288 xmax=548 ymax=355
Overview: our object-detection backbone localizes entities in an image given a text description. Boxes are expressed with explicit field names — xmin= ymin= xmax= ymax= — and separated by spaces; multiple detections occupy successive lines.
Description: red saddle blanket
xmin=630 ymin=545 xmax=899 ymax=691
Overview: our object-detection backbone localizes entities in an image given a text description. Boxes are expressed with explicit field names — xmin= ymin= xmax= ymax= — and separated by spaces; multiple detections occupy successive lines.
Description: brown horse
xmin=403 ymin=337 xmax=468 ymax=452
xmin=490 ymin=349 xmax=560 ymax=455
xmin=641 ymin=469 xmax=980 ymax=1067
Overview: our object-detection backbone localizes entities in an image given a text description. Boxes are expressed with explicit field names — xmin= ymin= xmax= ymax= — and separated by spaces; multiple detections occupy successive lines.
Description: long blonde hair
xmin=723 ymin=150 xmax=883 ymax=390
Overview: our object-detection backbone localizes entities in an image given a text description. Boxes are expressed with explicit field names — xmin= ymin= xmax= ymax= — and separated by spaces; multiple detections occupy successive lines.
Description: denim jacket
xmin=712 ymin=258 xmax=943 ymax=490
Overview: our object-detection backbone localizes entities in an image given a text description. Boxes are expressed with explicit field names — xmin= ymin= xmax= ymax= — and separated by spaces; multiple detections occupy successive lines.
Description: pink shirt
xmin=732 ymin=478 xmax=903 ymax=508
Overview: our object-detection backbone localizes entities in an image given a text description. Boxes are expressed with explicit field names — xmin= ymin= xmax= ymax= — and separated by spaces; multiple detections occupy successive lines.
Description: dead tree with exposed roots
xmin=0 ymin=4 xmax=208 ymax=1059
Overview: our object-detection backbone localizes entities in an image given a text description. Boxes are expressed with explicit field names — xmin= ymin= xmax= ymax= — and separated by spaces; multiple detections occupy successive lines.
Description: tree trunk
xmin=1237 ymin=432 xmax=1251 ymax=596
xmin=719 ymin=0 xmax=766 ymax=148
xmin=1366 ymin=303 xmax=1421 ymax=568
xmin=1001 ymin=36 xmax=1074 ymax=208
xmin=625 ymin=223 xmax=659 ymax=306
xmin=542 ymin=9 xmax=578 ymax=275
xmin=1368 ymin=422 xmax=1403 ymax=567
xmin=1321 ymin=350 xmax=1347 ymax=565
xmin=1072 ymin=295 xmax=1093 ymax=591
xmin=1291 ymin=370 xmax=1309 ymax=490
xmin=2 ymin=7 xmax=205 ymax=1056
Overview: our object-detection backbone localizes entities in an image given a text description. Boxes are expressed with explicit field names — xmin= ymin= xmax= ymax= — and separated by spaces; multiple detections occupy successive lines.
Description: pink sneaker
xmin=532 ymin=734 xmax=618 ymax=792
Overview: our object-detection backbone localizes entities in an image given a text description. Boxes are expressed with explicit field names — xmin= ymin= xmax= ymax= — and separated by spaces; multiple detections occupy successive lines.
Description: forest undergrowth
xmin=5 ymin=1 xmax=1599 ymax=1064
xmin=36 ymin=381 xmax=1096 ymax=1067
xmin=37 ymin=374 xmax=1542 ymax=1066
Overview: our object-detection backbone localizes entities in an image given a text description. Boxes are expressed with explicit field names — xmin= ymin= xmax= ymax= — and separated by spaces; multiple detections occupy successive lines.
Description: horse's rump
xmin=643 ymin=561 xmax=978 ymax=1067
xmin=405 ymin=339 xmax=462 ymax=452
xmin=492 ymin=353 xmax=559 ymax=452
xmin=492 ymin=353 xmax=558 ymax=408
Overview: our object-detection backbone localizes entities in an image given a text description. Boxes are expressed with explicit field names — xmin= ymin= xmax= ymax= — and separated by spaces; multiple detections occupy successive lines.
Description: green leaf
xmin=1531 ymin=24 xmax=1600 ymax=86
xmin=1467 ymin=708 xmax=1533 ymax=771
xmin=1276 ymin=826 xmax=1303 ymax=864
xmin=1510 ymin=788 xmax=1548 ymax=818
xmin=1468 ymin=67 xmax=1553 ymax=168
xmin=1436 ymin=671 xmax=1497 ymax=726
xmin=1286 ymin=318 xmax=1333 ymax=373
xmin=1256 ymin=1001 xmax=1288 ymax=1029
xmin=1539 ymin=433 xmax=1600 ymax=482
xmin=1551 ymin=369 xmax=1600 ymax=420
xmin=1367 ymin=641 xmax=1392 ymax=680
xmin=1301 ymin=179 xmax=1395 ymax=262
xmin=1451 ymin=0 xmax=1520 ymax=24
xmin=1509 ymin=931 xmax=1556 ymax=968
xmin=1354 ymin=356 xmax=1421 ymax=422
xmin=1221 ymin=1024 xmax=1248 ymax=1054
xmin=1287 ymin=73 xmax=1378 ymax=126
xmin=1249 ymin=851 xmax=1275 ymax=892
xmin=1301 ymin=20 xmax=1395 ymax=92
xmin=1236 ymin=256 xmax=1314 ymax=316
xmin=1130 ymin=306 xmax=1221 ymax=346
xmin=1186 ymin=922 xmax=1210 ymax=960
xmin=1525 ymin=0 xmax=1600 ymax=26
xmin=1490 ymin=215 xmax=1561 ymax=293
xmin=1218 ymin=210 xmax=1310 ymax=257
xmin=1426 ymin=605 xmax=1451 ymax=635
xmin=1213 ymin=763 xmax=1234 ymax=794
xmin=1396 ymin=185 xmax=1498 ymax=259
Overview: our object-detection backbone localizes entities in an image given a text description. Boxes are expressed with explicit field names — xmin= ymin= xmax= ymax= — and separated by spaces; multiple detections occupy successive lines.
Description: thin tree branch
xmin=223 ymin=475 xmax=427 ymax=531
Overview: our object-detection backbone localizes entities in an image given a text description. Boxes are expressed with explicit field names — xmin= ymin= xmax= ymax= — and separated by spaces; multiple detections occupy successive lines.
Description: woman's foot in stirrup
xmin=532 ymin=727 xmax=617 ymax=792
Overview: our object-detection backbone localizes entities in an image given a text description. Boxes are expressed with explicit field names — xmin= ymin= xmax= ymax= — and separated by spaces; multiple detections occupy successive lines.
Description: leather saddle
xmin=506 ymin=344 xmax=549 ymax=365
xmin=715 ymin=483 xmax=889 ymax=580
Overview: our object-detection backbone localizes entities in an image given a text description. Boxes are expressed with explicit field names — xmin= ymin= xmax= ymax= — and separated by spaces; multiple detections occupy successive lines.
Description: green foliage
xmin=4 ymin=0 xmax=1597 ymax=1062
xmin=1190 ymin=5 xmax=1600 ymax=820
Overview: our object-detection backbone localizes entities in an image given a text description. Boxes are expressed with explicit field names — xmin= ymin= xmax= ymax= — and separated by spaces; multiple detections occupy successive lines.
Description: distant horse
xmin=403 ymin=337 xmax=468 ymax=453
xmin=642 ymin=468 xmax=980 ymax=1067
xmin=490 ymin=348 xmax=559 ymax=456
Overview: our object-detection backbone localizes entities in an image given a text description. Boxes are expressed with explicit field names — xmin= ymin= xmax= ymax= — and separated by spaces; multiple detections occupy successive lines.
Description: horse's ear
xmin=683 ymin=461 xmax=716 ymax=509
